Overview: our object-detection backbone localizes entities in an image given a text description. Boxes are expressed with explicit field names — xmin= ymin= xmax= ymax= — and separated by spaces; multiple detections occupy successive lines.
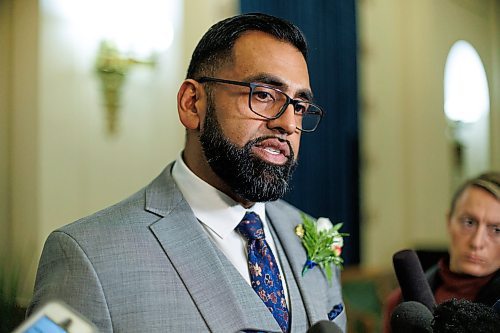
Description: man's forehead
xmin=226 ymin=32 xmax=311 ymax=93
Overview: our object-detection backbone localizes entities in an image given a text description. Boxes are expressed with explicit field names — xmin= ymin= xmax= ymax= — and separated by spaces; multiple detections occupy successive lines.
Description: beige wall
xmin=492 ymin=0 xmax=500 ymax=168
xmin=10 ymin=0 xmax=41 ymax=299
xmin=360 ymin=0 xmax=500 ymax=269
xmin=0 ymin=0 xmax=13 ymax=261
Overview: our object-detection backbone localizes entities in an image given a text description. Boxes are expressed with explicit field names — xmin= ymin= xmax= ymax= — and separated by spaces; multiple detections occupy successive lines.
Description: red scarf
xmin=434 ymin=257 xmax=495 ymax=304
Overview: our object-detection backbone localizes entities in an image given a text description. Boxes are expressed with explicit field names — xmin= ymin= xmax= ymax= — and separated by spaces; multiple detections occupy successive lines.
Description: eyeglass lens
xmin=250 ymin=85 xmax=322 ymax=131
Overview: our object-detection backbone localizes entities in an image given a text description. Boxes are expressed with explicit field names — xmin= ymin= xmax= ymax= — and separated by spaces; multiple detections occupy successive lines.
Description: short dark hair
xmin=449 ymin=171 xmax=500 ymax=214
xmin=186 ymin=13 xmax=308 ymax=80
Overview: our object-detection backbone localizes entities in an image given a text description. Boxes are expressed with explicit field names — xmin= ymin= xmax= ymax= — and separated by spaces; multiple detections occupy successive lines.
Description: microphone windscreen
xmin=393 ymin=249 xmax=436 ymax=312
xmin=307 ymin=320 xmax=343 ymax=333
xmin=390 ymin=301 xmax=433 ymax=333
xmin=432 ymin=298 xmax=500 ymax=333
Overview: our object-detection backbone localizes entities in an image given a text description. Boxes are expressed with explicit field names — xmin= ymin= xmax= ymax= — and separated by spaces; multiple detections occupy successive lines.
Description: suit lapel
xmin=145 ymin=166 xmax=282 ymax=333
xmin=266 ymin=203 xmax=328 ymax=325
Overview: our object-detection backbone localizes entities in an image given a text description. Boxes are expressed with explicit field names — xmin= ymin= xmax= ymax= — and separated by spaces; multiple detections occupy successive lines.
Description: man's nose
xmin=266 ymin=104 xmax=297 ymax=135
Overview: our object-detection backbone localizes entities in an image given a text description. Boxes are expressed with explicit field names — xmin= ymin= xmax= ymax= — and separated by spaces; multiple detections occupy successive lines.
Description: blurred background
xmin=1 ymin=0 xmax=499 ymax=332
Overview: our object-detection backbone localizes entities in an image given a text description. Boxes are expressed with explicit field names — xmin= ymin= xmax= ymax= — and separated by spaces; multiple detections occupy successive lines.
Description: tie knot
xmin=236 ymin=211 xmax=265 ymax=241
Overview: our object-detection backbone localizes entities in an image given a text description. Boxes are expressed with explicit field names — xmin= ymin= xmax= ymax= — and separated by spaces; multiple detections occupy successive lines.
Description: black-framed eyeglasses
xmin=197 ymin=77 xmax=324 ymax=132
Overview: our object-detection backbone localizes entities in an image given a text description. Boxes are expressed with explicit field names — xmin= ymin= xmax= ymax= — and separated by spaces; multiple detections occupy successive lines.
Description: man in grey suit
xmin=28 ymin=13 xmax=346 ymax=333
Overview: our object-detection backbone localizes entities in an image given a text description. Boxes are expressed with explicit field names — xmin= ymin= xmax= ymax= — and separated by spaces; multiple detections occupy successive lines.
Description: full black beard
xmin=199 ymin=100 xmax=297 ymax=202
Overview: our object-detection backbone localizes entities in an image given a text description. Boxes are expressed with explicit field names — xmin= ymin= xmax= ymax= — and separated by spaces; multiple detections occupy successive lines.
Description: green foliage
xmin=298 ymin=213 xmax=349 ymax=284
xmin=0 ymin=259 xmax=25 ymax=333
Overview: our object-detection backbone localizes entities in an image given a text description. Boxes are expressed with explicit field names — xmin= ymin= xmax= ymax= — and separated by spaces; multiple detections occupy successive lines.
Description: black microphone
xmin=393 ymin=249 xmax=436 ymax=312
xmin=390 ymin=301 xmax=433 ymax=333
xmin=306 ymin=320 xmax=343 ymax=333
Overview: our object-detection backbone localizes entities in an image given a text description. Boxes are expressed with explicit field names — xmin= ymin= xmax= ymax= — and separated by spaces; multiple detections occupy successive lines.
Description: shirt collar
xmin=171 ymin=152 xmax=266 ymax=239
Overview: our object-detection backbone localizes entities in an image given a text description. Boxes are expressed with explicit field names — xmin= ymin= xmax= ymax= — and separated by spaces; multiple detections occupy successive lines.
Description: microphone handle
xmin=393 ymin=249 xmax=436 ymax=312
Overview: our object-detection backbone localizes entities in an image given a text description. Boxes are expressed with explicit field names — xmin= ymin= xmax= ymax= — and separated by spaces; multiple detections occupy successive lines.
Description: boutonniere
xmin=295 ymin=213 xmax=349 ymax=284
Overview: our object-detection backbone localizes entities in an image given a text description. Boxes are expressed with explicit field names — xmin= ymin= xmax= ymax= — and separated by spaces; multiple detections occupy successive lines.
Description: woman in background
xmin=383 ymin=172 xmax=500 ymax=332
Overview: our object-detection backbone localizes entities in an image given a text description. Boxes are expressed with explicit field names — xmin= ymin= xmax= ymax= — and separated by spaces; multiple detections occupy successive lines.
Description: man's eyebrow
xmin=296 ymin=90 xmax=313 ymax=102
xmin=243 ymin=73 xmax=314 ymax=101
xmin=243 ymin=73 xmax=282 ymax=86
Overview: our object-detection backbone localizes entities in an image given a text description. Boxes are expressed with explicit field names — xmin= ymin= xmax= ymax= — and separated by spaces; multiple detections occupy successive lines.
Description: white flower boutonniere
xmin=295 ymin=213 xmax=349 ymax=284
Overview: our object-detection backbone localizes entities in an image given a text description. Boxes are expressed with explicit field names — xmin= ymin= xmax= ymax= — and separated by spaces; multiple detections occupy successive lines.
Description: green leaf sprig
xmin=295 ymin=213 xmax=349 ymax=284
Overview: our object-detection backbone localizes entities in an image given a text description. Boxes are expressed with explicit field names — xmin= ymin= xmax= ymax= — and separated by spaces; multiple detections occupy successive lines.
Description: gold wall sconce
xmin=95 ymin=41 xmax=155 ymax=134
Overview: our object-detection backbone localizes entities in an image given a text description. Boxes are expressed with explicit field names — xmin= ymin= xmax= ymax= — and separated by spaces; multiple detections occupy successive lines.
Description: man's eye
xmin=253 ymin=91 xmax=274 ymax=102
xmin=294 ymin=103 xmax=306 ymax=114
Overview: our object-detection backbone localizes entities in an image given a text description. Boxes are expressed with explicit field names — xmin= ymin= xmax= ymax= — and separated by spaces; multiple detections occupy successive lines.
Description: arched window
xmin=444 ymin=40 xmax=489 ymax=123
xmin=444 ymin=40 xmax=490 ymax=183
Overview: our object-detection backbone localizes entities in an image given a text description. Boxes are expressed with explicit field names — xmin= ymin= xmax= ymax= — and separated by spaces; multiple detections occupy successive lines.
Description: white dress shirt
xmin=171 ymin=153 xmax=290 ymax=305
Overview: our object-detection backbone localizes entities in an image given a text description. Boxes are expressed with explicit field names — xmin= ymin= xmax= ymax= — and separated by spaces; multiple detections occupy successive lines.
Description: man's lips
xmin=255 ymin=138 xmax=291 ymax=156
xmin=251 ymin=138 xmax=292 ymax=165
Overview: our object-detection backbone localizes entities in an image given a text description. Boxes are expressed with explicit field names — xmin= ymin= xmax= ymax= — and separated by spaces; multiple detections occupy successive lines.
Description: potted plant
xmin=0 ymin=260 xmax=26 ymax=333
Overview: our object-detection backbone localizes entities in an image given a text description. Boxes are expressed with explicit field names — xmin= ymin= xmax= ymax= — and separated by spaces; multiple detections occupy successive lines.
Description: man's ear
xmin=177 ymin=79 xmax=207 ymax=130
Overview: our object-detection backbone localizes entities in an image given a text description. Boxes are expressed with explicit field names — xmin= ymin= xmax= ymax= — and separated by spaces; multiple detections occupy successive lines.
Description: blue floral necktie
xmin=237 ymin=211 xmax=289 ymax=333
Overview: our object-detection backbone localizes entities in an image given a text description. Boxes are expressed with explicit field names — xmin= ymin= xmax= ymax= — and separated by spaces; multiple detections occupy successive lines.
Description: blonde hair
xmin=450 ymin=172 xmax=500 ymax=214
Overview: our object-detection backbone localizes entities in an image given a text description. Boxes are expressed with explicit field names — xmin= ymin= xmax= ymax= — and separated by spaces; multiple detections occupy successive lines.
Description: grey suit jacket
xmin=28 ymin=164 xmax=346 ymax=332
